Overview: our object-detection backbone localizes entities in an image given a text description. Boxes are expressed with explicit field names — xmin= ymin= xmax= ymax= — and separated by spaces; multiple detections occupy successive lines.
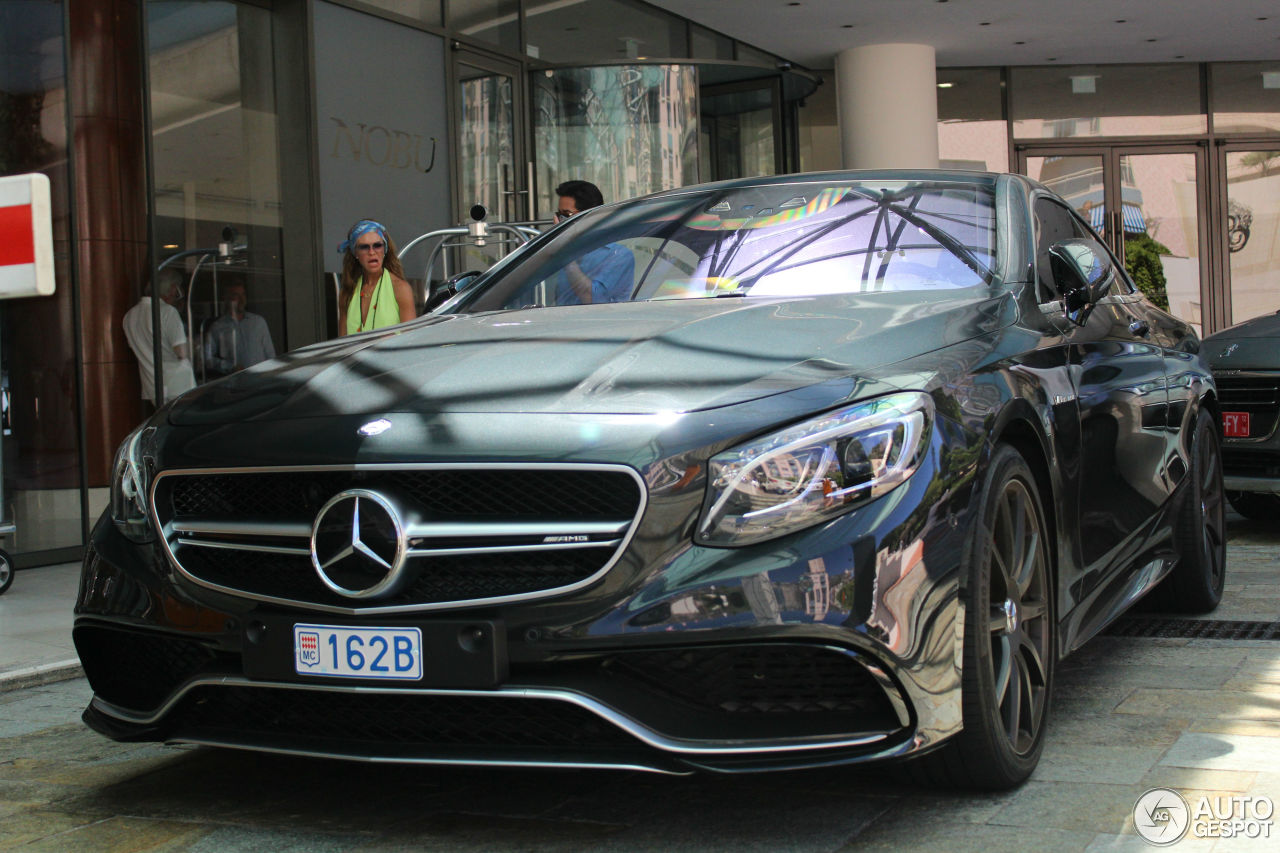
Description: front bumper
xmin=75 ymin=451 xmax=971 ymax=774
xmin=1214 ymin=370 xmax=1280 ymax=495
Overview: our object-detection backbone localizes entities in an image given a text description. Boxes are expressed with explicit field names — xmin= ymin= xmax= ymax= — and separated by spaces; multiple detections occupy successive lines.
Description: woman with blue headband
xmin=337 ymin=219 xmax=416 ymax=334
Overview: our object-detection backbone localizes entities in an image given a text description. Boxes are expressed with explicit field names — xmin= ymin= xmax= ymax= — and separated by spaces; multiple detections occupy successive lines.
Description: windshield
xmin=455 ymin=179 xmax=998 ymax=313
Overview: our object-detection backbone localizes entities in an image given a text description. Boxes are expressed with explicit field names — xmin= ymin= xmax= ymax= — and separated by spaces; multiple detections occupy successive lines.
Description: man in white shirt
xmin=123 ymin=269 xmax=197 ymax=408
xmin=203 ymin=282 xmax=276 ymax=377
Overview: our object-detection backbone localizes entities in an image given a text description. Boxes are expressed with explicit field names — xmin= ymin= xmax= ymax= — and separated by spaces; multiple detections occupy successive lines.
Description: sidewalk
xmin=0 ymin=561 xmax=83 ymax=690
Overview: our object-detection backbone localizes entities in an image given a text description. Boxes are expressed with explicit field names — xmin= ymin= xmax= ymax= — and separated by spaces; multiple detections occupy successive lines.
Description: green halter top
xmin=347 ymin=270 xmax=401 ymax=334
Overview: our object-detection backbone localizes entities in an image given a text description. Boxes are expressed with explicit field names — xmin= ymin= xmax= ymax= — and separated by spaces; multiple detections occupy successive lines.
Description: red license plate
xmin=1223 ymin=412 xmax=1250 ymax=438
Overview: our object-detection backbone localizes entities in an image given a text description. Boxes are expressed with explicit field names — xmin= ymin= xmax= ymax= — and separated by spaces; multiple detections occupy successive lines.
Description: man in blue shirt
xmin=553 ymin=180 xmax=635 ymax=305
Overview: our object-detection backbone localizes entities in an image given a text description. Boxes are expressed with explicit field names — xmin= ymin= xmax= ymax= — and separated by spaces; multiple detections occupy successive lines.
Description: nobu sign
xmin=329 ymin=117 xmax=437 ymax=173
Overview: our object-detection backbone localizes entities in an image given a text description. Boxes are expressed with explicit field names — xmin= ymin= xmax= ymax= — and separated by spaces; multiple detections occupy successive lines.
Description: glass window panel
xmin=1121 ymin=153 xmax=1202 ymax=333
xmin=1011 ymin=64 xmax=1205 ymax=138
xmin=690 ymin=24 xmax=732 ymax=61
xmin=448 ymin=0 xmax=518 ymax=54
xmin=1212 ymin=62 xmax=1280 ymax=135
xmin=1225 ymin=149 xmax=1280 ymax=324
xmin=360 ymin=0 xmax=442 ymax=27
xmin=533 ymin=65 xmax=698 ymax=217
xmin=0 ymin=0 xmax=85 ymax=555
xmin=702 ymin=85 xmax=777 ymax=180
xmin=458 ymin=62 xmax=515 ymax=222
xmin=937 ymin=68 xmax=1007 ymax=172
xmin=525 ymin=0 xmax=687 ymax=63
xmin=149 ymin=2 xmax=287 ymax=388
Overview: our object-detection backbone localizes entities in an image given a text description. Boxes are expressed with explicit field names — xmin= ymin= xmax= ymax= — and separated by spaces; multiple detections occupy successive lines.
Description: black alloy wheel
xmin=1150 ymin=409 xmax=1226 ymax=613
xmin=0 ymin=548 xmax=12 ymax=595
xmin=908 ymin=444 xmax=1053 ymax=790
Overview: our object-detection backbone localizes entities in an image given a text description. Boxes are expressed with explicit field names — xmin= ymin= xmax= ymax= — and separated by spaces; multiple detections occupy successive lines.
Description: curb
xmin=0 ymin=659 xmax=84 ymax=693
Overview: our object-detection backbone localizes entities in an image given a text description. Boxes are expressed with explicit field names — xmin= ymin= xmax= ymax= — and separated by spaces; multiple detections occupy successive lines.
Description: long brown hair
xmin=338 ymin=228 xmax=406 ymax=318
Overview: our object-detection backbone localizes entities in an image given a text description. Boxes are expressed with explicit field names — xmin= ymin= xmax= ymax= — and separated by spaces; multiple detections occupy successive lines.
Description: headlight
xmin=110 ymin=424 xmax=156 ymax=543
xmin=697 ymin=392 xmax=934 ymax=547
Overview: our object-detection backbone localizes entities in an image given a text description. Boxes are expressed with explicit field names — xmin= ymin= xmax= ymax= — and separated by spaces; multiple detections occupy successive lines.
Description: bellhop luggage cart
xmin=0 ymin=172 xmax=57 ymax=594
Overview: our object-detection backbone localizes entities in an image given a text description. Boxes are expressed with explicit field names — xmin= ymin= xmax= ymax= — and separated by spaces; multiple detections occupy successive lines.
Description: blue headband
xmin=338 ymin=220 xmax=389 ymax=255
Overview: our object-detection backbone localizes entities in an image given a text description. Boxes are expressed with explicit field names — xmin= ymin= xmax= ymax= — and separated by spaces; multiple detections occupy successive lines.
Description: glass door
xmin=1020 ymin=145 xmax=1209 ymax=335
xmin=455 ymin=50 xmax=528 ymax=225
xmin=700 ymin=78 xmax=784 ymax=182
xmin=1220 ymin=147 xmax=1280 ymax=326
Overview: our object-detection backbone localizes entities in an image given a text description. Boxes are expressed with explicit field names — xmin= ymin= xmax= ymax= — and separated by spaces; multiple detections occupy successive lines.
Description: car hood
xmin=1204 ymin=310 xmax=1280 ymax=368
xmin=169 ymin=290 xmax=1013 ymax=425
xmin=1204 ymin=310 xmax=1280 ymax=344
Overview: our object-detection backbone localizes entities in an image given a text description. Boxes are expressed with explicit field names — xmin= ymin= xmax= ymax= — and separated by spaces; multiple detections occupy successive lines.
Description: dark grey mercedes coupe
xmin=77 ymin=171 xmax=1224 ymax=789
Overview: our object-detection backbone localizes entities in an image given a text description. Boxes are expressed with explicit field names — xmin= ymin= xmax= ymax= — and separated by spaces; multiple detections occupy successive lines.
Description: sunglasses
xmin=554 ymin=209 xmax=577 ymax=221
xmin=354 ymin=241 xmax=386 ymax=253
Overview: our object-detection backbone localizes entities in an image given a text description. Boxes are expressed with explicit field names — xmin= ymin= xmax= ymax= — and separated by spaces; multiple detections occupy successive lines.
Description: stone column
xmin=835 ymin=43 xmax=939 ymax=170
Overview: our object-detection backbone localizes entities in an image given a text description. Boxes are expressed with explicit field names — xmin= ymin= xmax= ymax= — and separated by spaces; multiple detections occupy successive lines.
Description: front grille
xmin=176 ymin=545 xmax=616 ymax=609
xmin=168 ymin=685 xmax=641 ymax=750
xmin=168 ymin=468 xmax=641 ymax=522
xmin=73 ymin=625 xmax=229 ymax=711
xmin=153 ymin=464 xmax=644 ymax=612
xmin=1215 ymin=374 xmax=1280 ymax=440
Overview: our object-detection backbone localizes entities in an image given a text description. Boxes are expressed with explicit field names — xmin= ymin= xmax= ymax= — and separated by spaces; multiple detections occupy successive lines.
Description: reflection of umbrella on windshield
xmin=1227 ymin=198 xmax=1252 ymax=253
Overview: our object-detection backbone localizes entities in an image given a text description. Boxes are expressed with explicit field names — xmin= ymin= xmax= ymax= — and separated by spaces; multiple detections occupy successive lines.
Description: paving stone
xmin=1046 ymin=713 xmax=1190 ymax=748
xmin=1139 ymin=766 xmax=1258 ymax=793
xmin=16 ymin=815 xmax=208 ymax=852
xmin=844 ymin=821 xmax=1098 ymax=851
xmin=1160 ymin=732 xmax=1280 ymax=773
xmin=1031 ymin=743 xmax=1167 ymax=785
xmin=353 ymin=813 xmax=623 ymax=853
xmin=1115 ymin=686 xmax=1280 ymax=720
xmin=1084 ymin=831 xmax=1218 ymax=851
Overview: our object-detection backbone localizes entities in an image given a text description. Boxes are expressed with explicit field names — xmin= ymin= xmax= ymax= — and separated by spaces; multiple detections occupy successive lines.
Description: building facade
xmin=1 ymin=0 xmax=1278 ymax=567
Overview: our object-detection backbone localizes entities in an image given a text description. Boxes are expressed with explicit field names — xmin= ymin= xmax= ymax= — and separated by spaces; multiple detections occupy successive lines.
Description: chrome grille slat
xmin=175 ymin=538 xmax=312 ymax=557
xmin=172 ymin=519 xmax=313 ymax=538
xmin=152 ymin=463 xmax=646 ymax=614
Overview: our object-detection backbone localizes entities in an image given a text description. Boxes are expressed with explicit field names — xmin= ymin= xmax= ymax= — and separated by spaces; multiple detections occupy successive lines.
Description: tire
xmin=1149 ymin=409 xmax=1226 ymax=613
xmin=909 ymin=445 xmax=1054 ymax=790
xmin=0 ymin=548 xmax=12 ymax=595
xmin=1225 ymin=490 xmax=1280 ymax=521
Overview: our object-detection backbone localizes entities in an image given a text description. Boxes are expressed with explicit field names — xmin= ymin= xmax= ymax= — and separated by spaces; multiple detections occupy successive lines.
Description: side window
xmin=1032 ymin=197 xmax=1087 ymax=302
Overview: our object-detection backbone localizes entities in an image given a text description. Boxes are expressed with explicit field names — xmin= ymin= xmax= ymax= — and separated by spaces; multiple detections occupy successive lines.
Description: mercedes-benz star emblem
xmin=310 ymin=489 xmax=407 ymax=599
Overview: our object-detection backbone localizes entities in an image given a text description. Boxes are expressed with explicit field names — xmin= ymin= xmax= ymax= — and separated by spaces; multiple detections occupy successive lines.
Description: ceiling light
xmin=1071 ymin=74 xmax=1099 ymax=94
xmin=162 ymin=244 xmax=179 ymax=250
xmin=937 ymin=82 xmax=954 ymax=88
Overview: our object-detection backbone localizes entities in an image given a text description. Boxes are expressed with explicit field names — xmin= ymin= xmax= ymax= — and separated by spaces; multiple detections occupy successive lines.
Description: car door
xmin=1032 ymin=195 xmax=1172 ymax=603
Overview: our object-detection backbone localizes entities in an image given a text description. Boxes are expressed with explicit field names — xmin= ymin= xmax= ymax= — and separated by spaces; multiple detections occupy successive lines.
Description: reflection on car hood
xmin=169 ymin=292 xmax=1012 ymax=425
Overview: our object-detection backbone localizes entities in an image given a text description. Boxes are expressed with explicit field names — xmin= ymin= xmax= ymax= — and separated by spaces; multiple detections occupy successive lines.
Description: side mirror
xmin=1049 ymin=237 xmax=1113 ymax=325
xmin=425 ymin=270 xmax=481 ymax=312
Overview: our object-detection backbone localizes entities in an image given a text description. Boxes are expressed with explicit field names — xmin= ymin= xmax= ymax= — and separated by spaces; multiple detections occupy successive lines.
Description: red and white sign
xmin=0 ymin=173 xmax=55 ymax=299
xmin=1223 ymin=411 xmax=1251 ymax=438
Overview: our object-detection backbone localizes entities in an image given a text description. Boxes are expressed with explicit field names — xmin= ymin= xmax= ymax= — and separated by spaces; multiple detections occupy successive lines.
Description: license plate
xmin=1223 ymin=411 xmax=1250 ymax=438
xmin=294 ymin=623 xmax=422 ymax=680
